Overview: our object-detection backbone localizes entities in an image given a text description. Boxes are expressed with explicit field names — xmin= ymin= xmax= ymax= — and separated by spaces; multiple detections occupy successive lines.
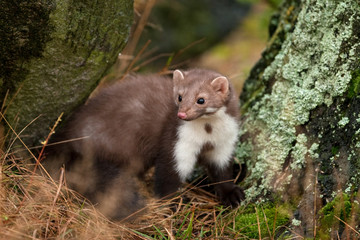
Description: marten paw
xmin=218 ymin=184 xmax=245 ymax=207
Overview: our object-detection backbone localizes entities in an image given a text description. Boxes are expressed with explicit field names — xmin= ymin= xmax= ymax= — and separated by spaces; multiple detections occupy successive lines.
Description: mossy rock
xmin=0 ymin=0 xmax=133 ymax=147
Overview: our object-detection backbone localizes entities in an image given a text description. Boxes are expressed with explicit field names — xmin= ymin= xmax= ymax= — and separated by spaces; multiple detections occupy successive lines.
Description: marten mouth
xmin=177 ymin=113 xmax=216 ymax=121
xmin=205 ymin=111 xmax=217 ymax=116
xmin=177 ymin=108 xmax=216 ymax=121
xmin=177 ymin=115 xmax=196 ymax=121
xmin=177 ymin=113 xmax=199 ymax=121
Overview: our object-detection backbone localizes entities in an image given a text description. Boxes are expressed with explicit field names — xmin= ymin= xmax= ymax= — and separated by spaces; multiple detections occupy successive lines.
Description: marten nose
xmin=177 ymin=112 xmax=187 ymax=119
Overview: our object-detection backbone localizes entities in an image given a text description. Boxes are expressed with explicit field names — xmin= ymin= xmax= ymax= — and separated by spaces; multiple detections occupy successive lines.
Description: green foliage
xmin=235 ymin=203 xmax=291 ymax=239
xmin=331 ymin=146 xmax=340 ymax=156
xmin=318 ymin=193 xmax=360 ymax=239
xmin=347 ymin=68 xmax=360 ymax=98
xmin=321 ymin=194 xmax=351 ymax=220
xmin=134 ymin=202 xmax=292 ymax=239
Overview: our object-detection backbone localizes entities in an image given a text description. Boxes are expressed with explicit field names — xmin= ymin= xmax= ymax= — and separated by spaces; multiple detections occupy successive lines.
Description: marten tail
xmin=92 ymin=172 xmax=147 ymax=220
xmin=42 ymin=144 xmax=147 ymax=220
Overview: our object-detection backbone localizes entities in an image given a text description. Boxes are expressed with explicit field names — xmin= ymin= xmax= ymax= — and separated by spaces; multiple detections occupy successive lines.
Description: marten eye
xmin=178 ymin=95 xmax=182 ymax=102
xmin=197 ymin=98 xmax=205 ymax=104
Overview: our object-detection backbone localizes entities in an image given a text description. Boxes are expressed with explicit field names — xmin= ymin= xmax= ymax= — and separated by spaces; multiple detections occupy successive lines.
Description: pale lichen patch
xmin=338 ymin=117 xmax=349 ymax=128
xmin=238 ymin=0 xmax=360 ymax=201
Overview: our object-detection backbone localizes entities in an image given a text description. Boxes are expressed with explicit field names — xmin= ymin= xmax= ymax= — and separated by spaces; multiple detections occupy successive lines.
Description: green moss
xmin=234 ymin=203 xmax=291 ymax=239
xmin=4 ymin=0 xmax=133 ymax=146
xmin=318 ymin=193 xmax=360 ymax=239
xmin=0 ymin=0 xmax=55 ymax=100
xmin=331 ymin=146 xmax=340 ymax=156
xmin=347 ymin=68 xmax=360 ymax=98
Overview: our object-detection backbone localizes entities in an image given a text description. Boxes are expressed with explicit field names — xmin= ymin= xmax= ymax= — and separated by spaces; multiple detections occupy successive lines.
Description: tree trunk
xmin=0 ymin=0 xmax=133 ymax=147
xmin=238 ymin=0 xmax=360 ymax=237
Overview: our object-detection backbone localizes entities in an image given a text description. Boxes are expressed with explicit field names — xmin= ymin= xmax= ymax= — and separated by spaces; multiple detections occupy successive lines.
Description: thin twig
xmin=213 ymin=207 xmax=218 ymax=238
xmin=116 ymin=0 xmax=157 ymax=75
xmin=261 ymin=206 xmax=272 ymax=239
xmin=233 ymin=157 xmax=242 ymax=183
xmin=334 ymin=215 xmax=360 ymax=235
xmin=45 ymin=167 xmax=65 ymax=238
xmin=1 ymin=112 xmax=41 ymax=161
xmin=0 ymin=90 xmax=9 ymax=114
xmin=161 ymin=38 xmax=205 ymax=73
xmin=165 ymin=227 xmax=175 ymax=240
xmin=272 ymin=205 xmax=278 ymax=238
xmin=313 ymin=167 xmax=319 ymax=238
xmin=0 ymin=82 xmax=24 ymax=120
xmin=283 ymin=226 xmax=305 ymax=239
xmin=121 ymin=40 xmax=152 ymax=80
xmin=132 ymin=53 xmax=173 ymax=72
xmin=255 ymin=206 xmax=262 ymax=240
xmin=34 ymin=112 xmax=64 ymax=173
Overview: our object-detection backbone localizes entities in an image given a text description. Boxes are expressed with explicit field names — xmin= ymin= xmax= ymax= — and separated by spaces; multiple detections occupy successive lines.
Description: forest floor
xmin=0 ymin=155 xmax=292 ymax=239
xmin=0 ymin=2 xmax=298 ymax=240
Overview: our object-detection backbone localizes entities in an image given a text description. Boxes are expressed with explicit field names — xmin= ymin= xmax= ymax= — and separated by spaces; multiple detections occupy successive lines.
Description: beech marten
xmin=43 ymin=69 xmax=245 ymax=220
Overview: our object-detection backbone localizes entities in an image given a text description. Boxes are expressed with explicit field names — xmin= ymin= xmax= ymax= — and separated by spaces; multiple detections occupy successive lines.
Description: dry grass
xmin=0 ymin=105 xmax=242 ymax=239
xmin=0 ymin=154 xmax=137 ymax=239
xmin=0 ymin=146 xmax=249 ymax=240
xmin=0 ymin=107 xmax=251 ymax=239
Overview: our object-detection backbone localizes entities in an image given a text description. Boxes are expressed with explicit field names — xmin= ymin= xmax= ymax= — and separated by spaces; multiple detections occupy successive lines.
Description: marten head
xmin=173 ymin=69 xmax=231 ymax=121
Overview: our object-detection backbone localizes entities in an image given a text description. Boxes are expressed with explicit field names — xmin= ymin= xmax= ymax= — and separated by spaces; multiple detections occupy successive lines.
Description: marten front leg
xmin=154 ymin=151 xmax=182 ymax=199
xmin=206 ymin=161 xmax=245 ymax=207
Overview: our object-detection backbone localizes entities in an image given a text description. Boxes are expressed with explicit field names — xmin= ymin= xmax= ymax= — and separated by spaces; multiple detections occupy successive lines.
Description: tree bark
xmin=238 ymin=0 xmax=360 ymax=237
xmin=0 ymin=0 xmax=133 ymax=147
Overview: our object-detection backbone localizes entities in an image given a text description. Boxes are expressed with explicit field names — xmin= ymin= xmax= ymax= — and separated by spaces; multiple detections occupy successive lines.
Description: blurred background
xmin=109 ymin=0 xmax=282 ymax=96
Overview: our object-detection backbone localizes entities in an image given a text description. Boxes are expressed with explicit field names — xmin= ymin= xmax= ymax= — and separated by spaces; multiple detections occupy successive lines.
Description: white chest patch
xmin=174 ymin=107 xmax=239 ymax=181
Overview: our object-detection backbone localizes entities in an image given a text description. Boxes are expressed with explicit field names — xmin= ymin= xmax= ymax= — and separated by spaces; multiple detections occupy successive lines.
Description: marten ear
xmin=173 ymin=69 xmax=184 ymax=84
xmin=211 ymin=76 xmax=229 ymax=97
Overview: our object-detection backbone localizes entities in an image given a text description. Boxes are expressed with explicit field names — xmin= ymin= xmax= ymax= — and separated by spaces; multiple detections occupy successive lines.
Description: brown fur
xmin=43 ymin=69 xmax=244 ymax=220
